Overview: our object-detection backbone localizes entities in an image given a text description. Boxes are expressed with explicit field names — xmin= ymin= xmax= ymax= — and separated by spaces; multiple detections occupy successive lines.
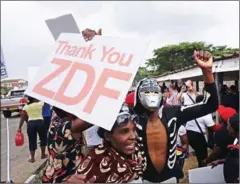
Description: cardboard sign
xmin=188 ymin=165 xmax=225 ymax=183
xmin=45 ymin=14 xmax=80 ymax=41
xmin=25 ymin=33 xmax=149 ymax=130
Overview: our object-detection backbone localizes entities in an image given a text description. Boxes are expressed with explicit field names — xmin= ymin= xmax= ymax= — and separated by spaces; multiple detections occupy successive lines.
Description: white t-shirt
xmin=177 ymin=125 xmax=187 ymax=146
xmin=186 ymin=114 xmax=215 ymax=134
xmin=181 ymin=92 xmax=197 ymax=105
xmin=85 ymin=125 xmax=102 ymax=146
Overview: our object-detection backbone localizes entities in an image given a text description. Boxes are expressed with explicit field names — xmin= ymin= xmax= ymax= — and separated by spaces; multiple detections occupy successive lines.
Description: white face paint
xmin=138 ymin=79 xmax=162 ymax=111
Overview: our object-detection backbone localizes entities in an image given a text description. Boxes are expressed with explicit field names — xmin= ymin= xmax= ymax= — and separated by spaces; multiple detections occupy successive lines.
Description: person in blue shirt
xmin=42 ymin=103 xmax=51 ymax=132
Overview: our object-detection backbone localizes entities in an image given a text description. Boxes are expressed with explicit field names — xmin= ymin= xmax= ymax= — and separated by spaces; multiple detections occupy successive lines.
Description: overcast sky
xmin=1 ymin=1 xmax=239 ymax=80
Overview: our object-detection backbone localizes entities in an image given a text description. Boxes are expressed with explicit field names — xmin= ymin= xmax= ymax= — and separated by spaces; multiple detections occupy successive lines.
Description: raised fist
xmin=193 ymin=50 xmax=213 ymax=70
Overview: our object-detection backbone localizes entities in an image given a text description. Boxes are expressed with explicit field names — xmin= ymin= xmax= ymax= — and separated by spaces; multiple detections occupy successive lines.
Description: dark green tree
xmin=146 ymin=42 xmax=239 ymax=75
xmin=133 ymin=67 xmax=149 ymax=86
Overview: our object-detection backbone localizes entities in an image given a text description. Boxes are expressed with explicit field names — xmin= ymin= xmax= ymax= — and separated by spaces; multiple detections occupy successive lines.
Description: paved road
xmin=1 ymin=113 xmax=46 ymax=183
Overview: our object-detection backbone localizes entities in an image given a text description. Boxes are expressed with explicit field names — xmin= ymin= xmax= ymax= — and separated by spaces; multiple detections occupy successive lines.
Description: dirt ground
xmin=179 ymin=155 xmax=198 ymax=183
xmin=0 ymin=113 xmax=47 ymax=183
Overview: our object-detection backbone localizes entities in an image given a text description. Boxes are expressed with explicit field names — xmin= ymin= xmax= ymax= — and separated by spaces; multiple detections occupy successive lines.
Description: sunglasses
xmin=116 ymin=112 xmax=138 ymax=125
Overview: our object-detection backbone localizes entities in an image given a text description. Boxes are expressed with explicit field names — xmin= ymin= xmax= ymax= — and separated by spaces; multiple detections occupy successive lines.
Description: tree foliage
xmin=133 ymin=67 xmax=149 ymax=86
xmin=146 ymin=42 xmax=239 ymax=75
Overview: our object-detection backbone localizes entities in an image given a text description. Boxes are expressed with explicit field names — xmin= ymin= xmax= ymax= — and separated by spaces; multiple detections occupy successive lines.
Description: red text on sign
xmin=101 ymin=46 xmax=133 ymax=67
xmin=33 ymin=58 xmax=132 ymax=113
xmin=56 ymin=41 xmax=96 ymax=60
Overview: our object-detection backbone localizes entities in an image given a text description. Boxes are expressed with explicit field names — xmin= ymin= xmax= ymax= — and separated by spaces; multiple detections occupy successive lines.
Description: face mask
xmin=138 ymin=79 xmax=162 ymax=111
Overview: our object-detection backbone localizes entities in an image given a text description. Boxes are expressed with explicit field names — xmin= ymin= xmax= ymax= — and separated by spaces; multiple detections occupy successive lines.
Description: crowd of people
xmin=158 ymin=79 xmax=239 ymax=170
xmin=17 ymin=29 xmax=239 ymax=183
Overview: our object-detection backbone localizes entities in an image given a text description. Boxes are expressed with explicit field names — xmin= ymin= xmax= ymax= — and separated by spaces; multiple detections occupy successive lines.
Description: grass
xmin=34 ymin=170 xmax=43 ymax=183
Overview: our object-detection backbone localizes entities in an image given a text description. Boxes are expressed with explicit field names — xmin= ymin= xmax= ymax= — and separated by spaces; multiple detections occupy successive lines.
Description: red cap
xmin=217 ymin=105 xmax=237 ymax=122
xmin=125 ymin=92 xmax=135 ymax=107
xmin=20 ymin=98 xmax=28 ymax=104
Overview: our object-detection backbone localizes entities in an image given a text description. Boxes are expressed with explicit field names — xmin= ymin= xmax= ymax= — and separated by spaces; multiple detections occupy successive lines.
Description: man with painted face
xmin=132 ymin=51 xmax=218 ymax=183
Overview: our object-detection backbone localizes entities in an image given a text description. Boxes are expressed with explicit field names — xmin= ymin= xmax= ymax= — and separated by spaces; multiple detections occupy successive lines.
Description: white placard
xmin=25 ymin=33 xmax=149 ymax=130
xmin=188 ymin=165 xmax=225 ymax=183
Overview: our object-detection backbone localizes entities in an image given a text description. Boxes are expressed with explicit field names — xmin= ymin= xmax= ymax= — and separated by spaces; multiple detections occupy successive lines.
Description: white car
xmin=1 ymin=88 xmax=27 ymax=118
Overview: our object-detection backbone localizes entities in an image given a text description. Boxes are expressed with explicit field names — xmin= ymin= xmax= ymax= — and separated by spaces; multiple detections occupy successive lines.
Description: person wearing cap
xmin=208 ymin=114 xmax=239 ymax=183
xmin=202 ymin=105 xmax=237 ymax=166
xmin=132 ymin=50 xmax=218 ymax=183
xmin=67 ymin=103 xmax=144 ymax=183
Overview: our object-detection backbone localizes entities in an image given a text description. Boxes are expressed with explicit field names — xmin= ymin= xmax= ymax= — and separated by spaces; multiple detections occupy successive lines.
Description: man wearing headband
xmin=132 ymin=51 xmax=218 ymax=182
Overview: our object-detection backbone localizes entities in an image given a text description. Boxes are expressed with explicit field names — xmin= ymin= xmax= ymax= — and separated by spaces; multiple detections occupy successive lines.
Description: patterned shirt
xmin=42 ymin=116 xmax=84 ymax=183
xmin=76 ymin=141 xmax=143 ymax=183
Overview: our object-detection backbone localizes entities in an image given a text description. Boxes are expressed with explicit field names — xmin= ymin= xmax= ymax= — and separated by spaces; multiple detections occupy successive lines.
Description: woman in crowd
xmin=42 ymin=106 xmax=91 ymax=183
xmin=67 ymin=104 xmax=144 ymax=183
xmin=209 ymin=114 xmax=239 ymax=183
xmin=17 ymin=96 xmax=47 ymax=163
xmin=166 ymin=84 xmax=180 ymax=106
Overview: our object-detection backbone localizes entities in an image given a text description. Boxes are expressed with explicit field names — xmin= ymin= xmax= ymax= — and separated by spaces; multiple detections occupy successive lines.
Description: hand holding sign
xmin=25 ymin=33 xmax=149 ymax=130
xmin=82 ymin=28 xmax=102 ymax=42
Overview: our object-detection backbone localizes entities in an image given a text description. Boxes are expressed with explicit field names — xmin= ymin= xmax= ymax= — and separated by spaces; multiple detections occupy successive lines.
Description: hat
xmin=125 ymin=92 xmax=135 ymax=107
xmin=229 ymin=114 xmax=239 ymax=133
xmin=217 ymin=105 xmax=237 ymax=122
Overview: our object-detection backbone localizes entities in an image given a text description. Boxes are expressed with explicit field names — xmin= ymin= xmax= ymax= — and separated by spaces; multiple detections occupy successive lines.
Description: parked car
xmin=1 ymin=88 xmax=27 ymax=118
